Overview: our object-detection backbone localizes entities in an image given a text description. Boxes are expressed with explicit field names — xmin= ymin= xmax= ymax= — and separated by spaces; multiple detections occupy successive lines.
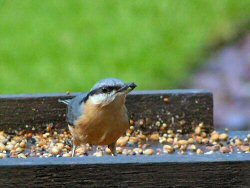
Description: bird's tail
xmin=58 ymin=99 xmax=71 ymax=105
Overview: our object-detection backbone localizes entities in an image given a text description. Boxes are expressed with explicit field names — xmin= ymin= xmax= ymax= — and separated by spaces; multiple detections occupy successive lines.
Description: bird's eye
xmin=102 ymin=87 xmax=108 ymax=93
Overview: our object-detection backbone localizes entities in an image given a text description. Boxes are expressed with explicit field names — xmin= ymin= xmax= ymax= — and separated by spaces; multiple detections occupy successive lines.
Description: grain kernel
xmin=167 ymin=130 xmax=173 ymax=134
xmin=139 ymin=119 xmax=144 ymax=125
xmin=76 ymin=147 xmax=87 ymax=155
xmin=196 ymin=148 xmax=203 ymax=155
xmin=206 ymin=145 xmax=220 ymax=152
xmin=122 ymin=148 xmax=129 ymax=155
xmin=178 ymin=140 xmax=188 ymax=146
xmin=187 ymin=138 xmax=194 ymax=144
xmin=155 ymin=121 xmax=161 ymax=127
xmin=188 ymin=144 xmax=197 ymax=152
xmin=198 ymin=122 xmax=204 ymax=128
xmin=196 ymin=136 xmax=203 ymax=144
xmin=93 ymin=151 xmax=103 ymax=157
xmin=133 ymin=148 xmax=143 ymax=155
xmin=116 ymin=147 xmax=123 ymax=154
xmin=167 ymin=138 xmax=174 ymax=144
xmin=142 ymin=144 xmax=150 ymax=149
xmin=180 ymin=144 xmax=187 ymax=151
xmin=56 ymin=143 xmax=64 ymax=150
xmin=202 ymin=138 xmax=209 ymax=144
xmin=11 ymin=140 xmax=17 ymax=145
xmin=19 ymin=141 xmax=26 ymax=148
xmin=0 ymin=143 xmax=6 ymax=152
xmin=128 ymin=137 xmax=138 ymax=145
xmin=163 ymin=145 xmax=174 ymax=154
xmin=211 ymin=133 xmax=219 ymax=142
xmin=129 ymin=119 xmax=134 ymax=125
xmin=138 ymin=134 xmax=147 ymax=141
xmin=18 ymin=153 xmax=27 ymax=159
xmin=116 ymin=136 xmax=129 ymax=147
xmin=62 ymin=153 xmax=71 ymax=158
xmin=51 ymin=147 xmax=60 ymax=155
xmin=6 ymin=144 xmax=14 ymax=151
xmin=201 ymin=132 xmax=207 ymax=138
xmin=159 ymin=137 xmax=168 ymax=144
xmin=240 ymin=145 xmax=250 ymax=152
xmin=143 ymin=149 xmax=154 ymax=155
xmin=220 ymin=146 xmax=230 ymax=154
xmin=235 ymin=139 xmax=243 ymax=146
xmin=247 ymin=134 xmax=250 ymax=139
xmin=16 ymin=147 xmax=23 ymax=153
xmin=180 ymin=150 xmax=186 ymax=155
xmin=219 ymin=133 xmax=228 ymax=141
xmin=105 ymin=147 xmax=112 ymax=155
xmin=195 ymin=127 xmax=201 ymax=135
xmin=163 ymin=97 xmax=169 ymax=103
xmin=0 ymin=153 xmax=7 ymax=159
xmin=149 ymin=133 xmax=159 ymax=142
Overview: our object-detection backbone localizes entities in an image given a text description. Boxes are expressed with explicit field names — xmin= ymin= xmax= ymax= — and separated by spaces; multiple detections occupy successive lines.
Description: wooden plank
xmin=0 ymin=150 xmax=250 ymax=166
xmin=0 ymin=90 xmax=213 ymax=133
xmin=0 ymin=154 xmax=249 ymax=187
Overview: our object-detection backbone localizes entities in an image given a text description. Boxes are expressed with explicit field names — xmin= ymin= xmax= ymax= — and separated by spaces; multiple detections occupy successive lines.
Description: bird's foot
xmin=65 ymin=139 xmax=73 ymax=147
xmin=71 ymin=145 xmax=76 ymax=157
xmin=108 ymin=143 xmax=117 ymax=156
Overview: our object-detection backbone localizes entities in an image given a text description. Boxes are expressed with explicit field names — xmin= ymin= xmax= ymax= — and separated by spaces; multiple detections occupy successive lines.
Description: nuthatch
xmin=59 ymin=78 xmax=137 ymax=156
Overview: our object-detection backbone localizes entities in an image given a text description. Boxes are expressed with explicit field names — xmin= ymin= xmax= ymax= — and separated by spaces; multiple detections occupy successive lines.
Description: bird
xmin=59 ymin=78 xmax=137 ymax=157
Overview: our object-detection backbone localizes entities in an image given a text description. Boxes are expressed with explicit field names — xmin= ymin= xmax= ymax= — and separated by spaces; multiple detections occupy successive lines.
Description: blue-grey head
xmin=86 ymin=78 xmax=136 ymax=106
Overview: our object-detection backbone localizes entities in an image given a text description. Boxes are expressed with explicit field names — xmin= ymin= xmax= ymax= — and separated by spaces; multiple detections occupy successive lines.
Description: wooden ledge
xmin=0 ymin=151 xmax=249 ymax=167
xmin=0 ymin=139 xmax=249 ymax=187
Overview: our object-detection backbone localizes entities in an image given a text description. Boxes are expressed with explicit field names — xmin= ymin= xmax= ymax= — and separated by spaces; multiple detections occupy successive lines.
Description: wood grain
xmin=0 ymin=90 xmax=213 ymax=133
xmin=0 ymin=154 xmax=249 ymax=187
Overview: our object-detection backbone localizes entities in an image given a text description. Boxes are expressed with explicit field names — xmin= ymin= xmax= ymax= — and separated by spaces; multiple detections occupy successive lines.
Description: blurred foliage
xmin=0 ymin=0 xmax=249 ymax=94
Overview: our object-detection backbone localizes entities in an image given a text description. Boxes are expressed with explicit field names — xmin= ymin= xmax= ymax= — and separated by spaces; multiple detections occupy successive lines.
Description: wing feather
xmin=60 ymin=93 xmax=87 ymax=126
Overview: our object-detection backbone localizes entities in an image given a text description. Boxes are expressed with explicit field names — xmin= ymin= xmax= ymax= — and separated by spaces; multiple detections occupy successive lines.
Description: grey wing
xmin=66 ymin=93 xmax=87 ymax=126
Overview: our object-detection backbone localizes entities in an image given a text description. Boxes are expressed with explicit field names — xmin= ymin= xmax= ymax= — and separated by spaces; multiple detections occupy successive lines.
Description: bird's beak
xmin=116 ymin=82 xmax=137 ymax=94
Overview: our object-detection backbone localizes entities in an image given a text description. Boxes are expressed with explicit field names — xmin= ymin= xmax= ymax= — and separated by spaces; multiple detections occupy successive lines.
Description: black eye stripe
xmin=102 ymin=86 xmax=118 ymax=93
xmin=102 ymin=87 xmax=109 ymax=93
xmin=82 ymin=85 xmax=123 ymax=103
xmin=88 ymin=85 xmax=122 ymax=96
xmin=108 ymin=86 xmax=121 ymax=90
xmin=103 ymin=86 xmax=122 ymax=91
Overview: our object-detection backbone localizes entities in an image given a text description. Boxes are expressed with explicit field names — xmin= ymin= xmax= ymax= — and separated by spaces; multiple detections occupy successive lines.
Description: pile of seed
xmin=0 ymin=122 xmax=249 ymax=159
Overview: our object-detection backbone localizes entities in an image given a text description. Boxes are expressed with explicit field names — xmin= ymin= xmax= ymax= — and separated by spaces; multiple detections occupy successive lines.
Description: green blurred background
xmin=0 ymin=0 xmax=249 ymax=94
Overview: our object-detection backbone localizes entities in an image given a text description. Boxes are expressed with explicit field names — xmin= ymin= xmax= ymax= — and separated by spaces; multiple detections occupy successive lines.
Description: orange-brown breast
xmin=70 ymin=96 xmax=129 ymax=146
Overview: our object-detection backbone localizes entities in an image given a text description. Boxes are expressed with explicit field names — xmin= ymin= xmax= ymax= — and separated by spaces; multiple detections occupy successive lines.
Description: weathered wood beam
xmin=0 ymin=153 xmax=249 ymax=187
xmin=0 ymin=90 xmax=213 ymax=133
